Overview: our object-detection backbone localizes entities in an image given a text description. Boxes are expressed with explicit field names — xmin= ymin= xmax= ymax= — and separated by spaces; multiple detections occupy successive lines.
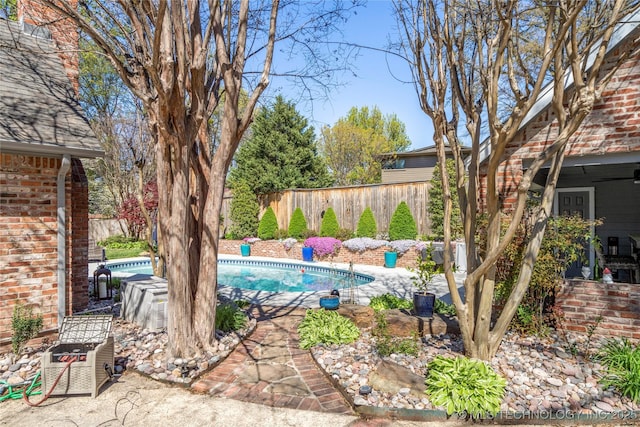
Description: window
xmin=382 ymin=159 xmax=405 ymax=170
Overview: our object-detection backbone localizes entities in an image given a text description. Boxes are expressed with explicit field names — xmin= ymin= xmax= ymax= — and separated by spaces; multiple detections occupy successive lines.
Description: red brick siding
xmin=0 ymin=154 xmax=88 ymax=342
xmin=557 ymin=279 xmax=640 ymax=340
xmin=69 ymin=159 xmax=88 ymax=312
xmin=480 ymin=33 xmax=640 ymax=211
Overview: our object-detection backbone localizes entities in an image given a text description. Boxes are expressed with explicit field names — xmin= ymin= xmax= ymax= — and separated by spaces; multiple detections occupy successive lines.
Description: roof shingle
xmin=0 ymin=18 xmax=101 ymax=158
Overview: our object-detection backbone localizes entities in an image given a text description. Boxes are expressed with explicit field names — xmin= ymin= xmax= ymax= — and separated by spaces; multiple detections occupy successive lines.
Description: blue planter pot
xmin=319 ymin=295 xmax=340 ymax=310
xmin=302 ymin=246 xmax=314 ymax=262
xmin=240 ymin=244 xmax=251 ymax=257
xmin=384 ymin=251 xmax=397 ymax=268
xmin=413 ymin=292 xmax=436 ymax=318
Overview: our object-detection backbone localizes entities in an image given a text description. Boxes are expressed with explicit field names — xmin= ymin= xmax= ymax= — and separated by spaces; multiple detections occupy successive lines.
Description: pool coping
xmin=91 ymin=255 xmax=466 ymax=308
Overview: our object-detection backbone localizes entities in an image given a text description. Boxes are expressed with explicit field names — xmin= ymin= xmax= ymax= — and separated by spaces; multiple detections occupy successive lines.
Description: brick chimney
xmin=17 ymin=0 xmax=80 ymax=95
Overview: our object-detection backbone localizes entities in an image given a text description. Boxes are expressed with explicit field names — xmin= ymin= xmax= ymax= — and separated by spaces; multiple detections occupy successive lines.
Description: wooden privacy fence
xmin=221 ymin=181 xmax=432 ymax=236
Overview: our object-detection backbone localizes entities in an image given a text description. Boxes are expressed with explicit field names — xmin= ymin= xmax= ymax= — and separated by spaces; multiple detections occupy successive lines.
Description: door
xmin=554 ymin=188 xmax=595 ymax=278
xmin=557 ymin=190 xmax=590 ymax=219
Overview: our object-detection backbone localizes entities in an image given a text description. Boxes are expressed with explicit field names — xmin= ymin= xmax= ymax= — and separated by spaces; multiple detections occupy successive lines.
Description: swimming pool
xmin=107 ymin=258 xmax=374 ymax=293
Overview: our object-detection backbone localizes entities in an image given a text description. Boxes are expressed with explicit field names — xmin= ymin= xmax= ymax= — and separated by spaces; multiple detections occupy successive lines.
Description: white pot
xmin=581 ymin=266 xmax=591 ymax=280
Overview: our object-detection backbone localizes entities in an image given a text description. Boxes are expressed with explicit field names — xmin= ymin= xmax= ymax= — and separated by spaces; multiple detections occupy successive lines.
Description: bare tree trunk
xmin=40 ymin=0 xmax=358 ymax=358
xmin=394 ymin=0 xmax=636 ymax=360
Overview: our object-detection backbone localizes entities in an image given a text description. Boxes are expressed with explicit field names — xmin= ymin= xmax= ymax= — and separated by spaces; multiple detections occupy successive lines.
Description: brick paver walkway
xmin=191 ymin=305 xmax=353 ymax=414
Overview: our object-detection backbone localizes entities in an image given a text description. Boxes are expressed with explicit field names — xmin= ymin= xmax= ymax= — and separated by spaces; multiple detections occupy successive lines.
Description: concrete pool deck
xmin=93 ymin=254 xmax=467 ymax=310
xmin=14 ymin=257 xmax=471 ymax=425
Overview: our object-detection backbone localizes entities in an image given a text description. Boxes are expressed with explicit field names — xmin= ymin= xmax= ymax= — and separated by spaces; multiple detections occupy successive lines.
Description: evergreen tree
xmin=428 ymin=159 xmax=463 ymax=238
xmin=288 ymin=207 xmax=308 ymax=239
xmin=388 ymin=201 xmax=417 ymax=240
xmin=228 ymin=96 xmax=333 ymax=194
xmin=320 ymin=207 xmax=340 ymax=237
xmin=356 ymin=207 xmax=377 ymax=238
xmin=257 ymin=207 xmax=279 ymax=240
xmin=228 ymin=181 xmax=259 ymax=239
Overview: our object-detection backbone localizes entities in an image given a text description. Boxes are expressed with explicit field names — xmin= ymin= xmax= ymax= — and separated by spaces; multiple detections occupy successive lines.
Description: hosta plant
xmin=434 ymin=299 xmax=457 ymax=316
xmin=298 ymin=309 xmax=360 ymax=350
xmin=369 ymin=293 xmax=413 ymax=311
xmin=426 ymin=356 xmax=506 ymax=419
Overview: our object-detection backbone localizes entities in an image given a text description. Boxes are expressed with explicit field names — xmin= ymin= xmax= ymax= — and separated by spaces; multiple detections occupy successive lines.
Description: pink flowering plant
xmin=242 ymin=237 xmax=261 ymax=245
xmin=303 ymin=237 xmax=342 ymax=257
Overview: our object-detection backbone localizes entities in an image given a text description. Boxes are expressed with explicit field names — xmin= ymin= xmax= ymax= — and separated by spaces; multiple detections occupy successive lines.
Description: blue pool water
xmin=107 ymin=259 xmax=374 ymax=293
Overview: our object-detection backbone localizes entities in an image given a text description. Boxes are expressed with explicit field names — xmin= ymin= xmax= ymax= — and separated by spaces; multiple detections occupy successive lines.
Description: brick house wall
xmin=479 ymin=29 xmax=640 ymax=340
xmin=69 ymin=159 xmax=89 ymax=313
xmin=479 ymin=28 xmax=640 ymax=211
xmin=0 ymin=155 xmax=88 ymax=342
xmin=558 ymin=280 xmax=640 ymax=340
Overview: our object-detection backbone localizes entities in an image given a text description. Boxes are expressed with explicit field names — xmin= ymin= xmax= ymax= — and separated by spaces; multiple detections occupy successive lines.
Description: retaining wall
xmin=218 ymin=240 xmax=425 ymax=269
xmin=557 ymin=279 xmax=640 ymax=340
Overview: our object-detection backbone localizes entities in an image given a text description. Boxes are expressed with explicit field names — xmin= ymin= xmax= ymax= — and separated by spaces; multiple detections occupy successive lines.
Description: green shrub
xmin=373 ymin=311 xmax=419 ymax=357
xmin=428 ymin=159 xmax=463 ymax=239
xmin=98 ymin=235 xmax=143 ymax=249
xmin=369 ymin=293 xmax=413 ymax=311
xmin=257 ymin=206 xmax=279 ymax=240
xmin=228 ymin=181 xmax=259 ymax=239
xmin=320 ymin=207 xmax=340 ymax=237
xmin=11 ymin=304 xmax=43 ymax=355
xmin=234 ymin=299 xmax=251 ymax=309
xmin=598 ymin=338 xmax=640 ymax=402
xmin=104 ymin=245 xmax=146 ymax=260
xmin=426 ymin=356 xmax=506 ymax=418
xmin=388 ymin=201 xmax=417 ymax=240
xmin=356 ymin=207 xmax=378 ymax=238
xmin=490 ymin=213 xmax=602 ymax=336
xmin=409 ymin=244 xmax=440 ymax=294
xmin=335 ymin=228 xmax=354 ymax=241
xmin=273 ymin=228 xmax=289 ymax=239
xmin=434 ymin=299 xmax=457 ymax=316
xmin=301 ymin=228 xmax=317 ymax=239
xmin=288 ymin=207 xmax=308 ymax=239
xmin=215 ymin=303 xmax=248 ymax=332
xmin=376 ymin=335 xmax=420 ymax=357
xmin=298 ymin=309 xmax=360 ymax=349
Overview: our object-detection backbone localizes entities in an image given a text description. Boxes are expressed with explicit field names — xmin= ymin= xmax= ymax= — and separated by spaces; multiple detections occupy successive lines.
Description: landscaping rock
xmin=337 ymin=304 xmax=375 ymax=328
xmin=368 ymin=360 xmax=426 ymax=398
xmin=379 ymin=309 xmax=420 ymax=337
xmin=379 ymin=310 xmax=460 ymax=337
xmin=546 ymin=377 xmax=563 ymax=387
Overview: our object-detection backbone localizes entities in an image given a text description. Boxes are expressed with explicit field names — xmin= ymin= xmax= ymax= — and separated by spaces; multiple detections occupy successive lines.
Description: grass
xmin=105 ymin=247 xmax=147 ymax=260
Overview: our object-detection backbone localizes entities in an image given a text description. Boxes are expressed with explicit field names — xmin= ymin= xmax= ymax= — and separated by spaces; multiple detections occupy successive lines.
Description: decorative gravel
xmin=311 ymin=330 xmax=640 ymax=415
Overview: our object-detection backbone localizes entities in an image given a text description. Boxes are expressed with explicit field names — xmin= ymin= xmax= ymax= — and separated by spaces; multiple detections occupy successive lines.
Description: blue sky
xmin=270 ymin=1 xmax=435 ymax=150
